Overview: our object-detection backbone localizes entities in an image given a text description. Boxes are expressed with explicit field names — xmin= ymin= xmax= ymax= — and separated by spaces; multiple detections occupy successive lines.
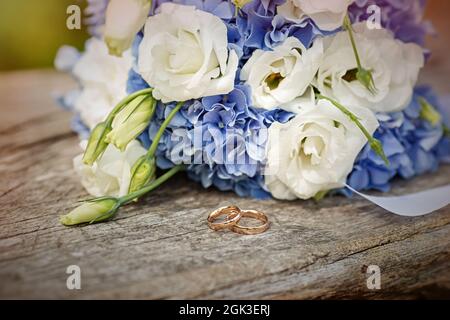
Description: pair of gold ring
xmin=207 ymin=206 xmax=269 ymax=235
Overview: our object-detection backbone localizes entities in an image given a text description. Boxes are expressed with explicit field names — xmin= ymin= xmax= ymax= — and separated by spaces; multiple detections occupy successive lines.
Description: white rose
xmin=73 ymin=38 xmax=132 ymax=129
xmin=241 ymin=37 xmax=323 ymax=110
xmin=105 ymin=0 xmax=151 ymax=56
xmin=264 ymin=99 xmax=378 ymax=200
xmin=277 ymin=0 xmax=354 ymax=31
xmin=317 ymin=23 xmax=424 ymax=113
xmin=138 ymin=3 xmax=238 ymax=103
xmin=74 ymin=140 xmax=147 ymax=197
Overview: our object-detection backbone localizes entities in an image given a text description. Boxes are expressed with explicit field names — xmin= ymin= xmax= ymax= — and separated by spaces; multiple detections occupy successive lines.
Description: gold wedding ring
xmin=207 ymin=206 xmax=269 ymax=235
xmin=207 ymin=206 xmax=241 ymax=231
xmin=230 ymin=209 xmax=270 ymax=235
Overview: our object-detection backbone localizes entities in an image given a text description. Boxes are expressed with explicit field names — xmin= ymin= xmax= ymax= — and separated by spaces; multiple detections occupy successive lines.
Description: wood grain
xmin=1 ymin=4 xmax=450 ymax=298
xmin=0 ymin=69 xmax=448 ymax=299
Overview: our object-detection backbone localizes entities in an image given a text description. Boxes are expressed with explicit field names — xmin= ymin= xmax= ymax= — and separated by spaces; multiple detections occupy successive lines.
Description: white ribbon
xmin=345 ymin=184 xmax=450 ymax=217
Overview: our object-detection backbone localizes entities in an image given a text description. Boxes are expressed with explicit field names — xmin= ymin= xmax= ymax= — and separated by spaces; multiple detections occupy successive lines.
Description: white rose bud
xmin=105 ymin=0 xmax=151 ymax=56
xmin=82 ymin=121 xmax=111 ymax=166
xmin=60 ymin=198 xmax=120 ymax=225
xmin=106 ymin=95 xmax=156 ymax=151
xmin=128 ymin=155 xmax=156 ymax=195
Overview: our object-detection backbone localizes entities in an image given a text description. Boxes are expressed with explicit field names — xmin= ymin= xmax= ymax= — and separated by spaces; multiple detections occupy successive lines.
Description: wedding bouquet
xmin=56 ymin=0 xmax=450 ymax=225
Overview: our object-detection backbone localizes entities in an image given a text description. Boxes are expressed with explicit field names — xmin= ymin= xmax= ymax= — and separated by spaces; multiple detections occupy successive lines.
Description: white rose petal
xmin=105 ymin=0 xmax=151 ymax=56
xmin=138 ymin=3 xmax=238 ymax=103
xmin=72 ymin=38 xmax=132 ymax=129
xmin=317 ymin=23 xmax=424 ymax=113
xmin=278 ymin=0 xmax=354 ymax=31
xmin=241 ymin=37 xmax=323 ymax=110
xmin=74 ymin=140 xmax=147 ymax=197
xmin=265 ymin=99 xmax=379 ymax=200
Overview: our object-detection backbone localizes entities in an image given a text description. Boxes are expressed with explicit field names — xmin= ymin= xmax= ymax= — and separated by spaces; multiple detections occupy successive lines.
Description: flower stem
xmin=317 ymin=94 xmax=389 ymax=166
xmin=119 ymin=165 xmax=184 ymax=204
xmin=147 ymin=101 xmax=184 ymax=158
xmin=344 ymin=15 xmax=362 ymax=69
xmin=343 ymin=15 xmax=377 ymax=95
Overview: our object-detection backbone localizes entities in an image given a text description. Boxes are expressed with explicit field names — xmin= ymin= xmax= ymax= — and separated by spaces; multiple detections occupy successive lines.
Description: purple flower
xmin=348 ymin=0 xmax=434 ymax=47
xmin=85 ymin=0 xmax=109 ymax=37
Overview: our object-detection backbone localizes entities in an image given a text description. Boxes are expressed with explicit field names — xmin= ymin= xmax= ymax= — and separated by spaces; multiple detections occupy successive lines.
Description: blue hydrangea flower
xmin=265 ymin=14 xmax=327 ymax=50
xmin=54 ymin=62 xmax=90 ymax=138
xmin=137 ymin=85 xmax=293 ymax=198
xmin=236 ymin=0 xmax=331 ymax=63
xmin=71 ymin=114 xmax=91 ymax=139
xmin=236 ymin=0 xmax=282 ymax=53
xmin=346 ymin=86 xmax=450 ymax=193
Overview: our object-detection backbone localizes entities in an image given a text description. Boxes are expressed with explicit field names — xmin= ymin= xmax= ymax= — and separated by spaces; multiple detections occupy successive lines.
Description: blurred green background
xmin=0 ymin=0 xmax=89 ymax=70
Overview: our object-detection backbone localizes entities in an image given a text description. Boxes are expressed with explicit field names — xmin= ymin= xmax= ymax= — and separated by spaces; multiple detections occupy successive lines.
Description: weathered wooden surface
xmin=1 ymin=4 xmax=450 ymax=298
xmin=0 ymin=70 xmax=448 ymax=300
